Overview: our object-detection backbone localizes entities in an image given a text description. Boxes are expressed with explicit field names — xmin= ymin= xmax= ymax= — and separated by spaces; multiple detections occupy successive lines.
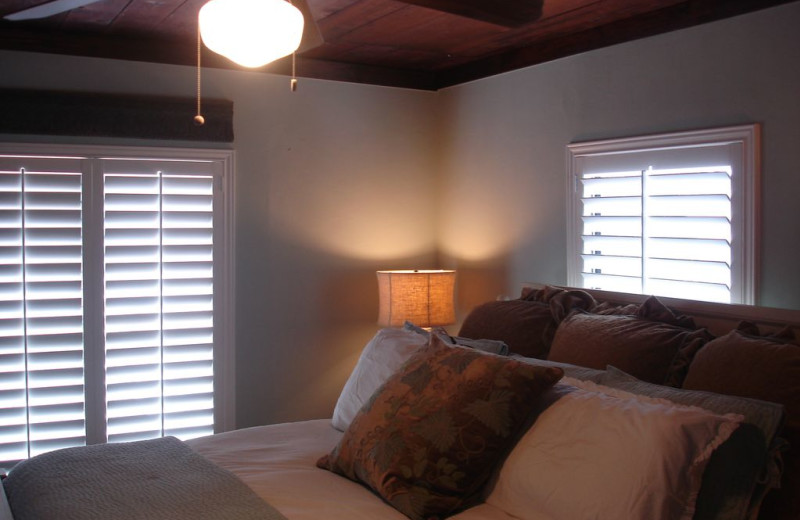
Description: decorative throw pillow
xmin=683 ymin=329 xmax=800 ymax=520
xmin=317 ymin=334 xmax=564 ymax=520
xmin=601 ymin=366 xmax=785 ymax=520
xmin=548 ymin=311 xmax=712 ymax=386
xmin=331 ymin=327 xmax=428 ymax=431
xmin=485 ymin=377 xmax=743 ymax=520
xmin=458 ymin=299 xmax=557 ymax=358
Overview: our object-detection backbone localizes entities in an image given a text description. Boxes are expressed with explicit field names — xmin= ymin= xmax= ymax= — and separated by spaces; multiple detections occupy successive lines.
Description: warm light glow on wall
xmin=377 ymin=270 xmax=456 ymax=327
xmin=438 ymin=173 xmax=549 ymax=262
xmin=199 ymin=0 xmax=304 ymax=68
xmin=267 ymin=166 xmax=438 ymax=261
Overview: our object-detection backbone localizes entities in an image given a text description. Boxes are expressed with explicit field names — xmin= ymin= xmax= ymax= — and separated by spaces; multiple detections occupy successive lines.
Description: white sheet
xmin=187 ymin=419 xmax=515 ymax=520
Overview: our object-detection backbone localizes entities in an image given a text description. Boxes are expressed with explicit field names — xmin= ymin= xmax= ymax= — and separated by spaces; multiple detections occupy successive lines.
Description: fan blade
xmin=394 ymin=0 xmax=543 ymax=28
xmin=4 ymin=0 xmax=104 ymax=21
xmin=294 ymin=0 xmax=324 ymax=52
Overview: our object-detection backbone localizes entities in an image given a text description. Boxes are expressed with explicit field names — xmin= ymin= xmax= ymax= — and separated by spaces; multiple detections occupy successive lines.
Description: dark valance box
xmin=0 ymin=89 xmax=234 ymax=143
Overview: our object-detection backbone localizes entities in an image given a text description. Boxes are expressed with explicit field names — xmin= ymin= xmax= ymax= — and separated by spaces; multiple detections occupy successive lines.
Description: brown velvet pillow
xmin=548 ymin=311 xmax=711 ymax=386
xmin=317 ymin=334 xmax=564 ymax=520
xmin=636 ymin=295 xmax=698 ymax=329
xmin=458 ymin=299 xmax=557 ymax=358
xmin=683 ymin=329 xmax=800 ymax=520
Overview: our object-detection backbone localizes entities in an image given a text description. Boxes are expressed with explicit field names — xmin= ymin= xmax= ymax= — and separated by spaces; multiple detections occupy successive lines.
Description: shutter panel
xmin=161 ymin=173 xmax=214 ymax=439
xmin=579 ymin=170 xmax=643 ymax=293
xmin=0 ymin=157 xmax=84 ymax=466
xmin=643 ymin=168 xmax=732 ymax=302
xmin=103 ymin=159 xmax=215 ymax=443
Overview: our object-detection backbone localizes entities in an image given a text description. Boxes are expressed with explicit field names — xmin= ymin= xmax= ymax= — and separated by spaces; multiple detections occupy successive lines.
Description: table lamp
xmin=376 ymin=270 xmax=456 ymax=328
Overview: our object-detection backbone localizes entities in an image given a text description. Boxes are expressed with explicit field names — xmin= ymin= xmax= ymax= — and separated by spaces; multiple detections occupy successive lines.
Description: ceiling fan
xmin=4 ymin=0 xmax=544 ymax=27
xmin=3 ymin=0 xmax=103 ymax=21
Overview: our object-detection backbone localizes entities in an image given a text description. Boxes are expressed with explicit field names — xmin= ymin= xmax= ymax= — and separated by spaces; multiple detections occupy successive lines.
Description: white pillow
xmin=486 ymin=377 xmax=743 ymax=520
xmin=331 ymin=328 xmax=427 ymax=431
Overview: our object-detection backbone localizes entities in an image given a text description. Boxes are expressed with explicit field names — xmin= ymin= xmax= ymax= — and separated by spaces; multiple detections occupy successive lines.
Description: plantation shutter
xmin=102 ymin=159 xmax=216 ymax=443
xmin=579 ymin=166 xmax=733 ymax=302
xmin=642 ymin=167 xmax=733 ymax=300
xmin=0 ymin=156 xmax=85 ymax=466
xmin=568 ymin=126 xmax=758 ymax=305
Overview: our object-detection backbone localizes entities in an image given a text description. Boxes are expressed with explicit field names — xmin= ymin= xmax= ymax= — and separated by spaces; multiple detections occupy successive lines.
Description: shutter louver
xmin=0 ymin=157 xmax=84 ymax=467
xmin=103 ymin=160 xmax=215 ymax=443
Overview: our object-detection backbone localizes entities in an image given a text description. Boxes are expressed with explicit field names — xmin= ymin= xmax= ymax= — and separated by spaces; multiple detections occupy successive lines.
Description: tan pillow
xmin=683 ymin=329 xmax=800 ymax=520
xmin=548 ymin=311 xmax=711 ymax=386
xmin=317 ymin=334 xmax=564 ymax=520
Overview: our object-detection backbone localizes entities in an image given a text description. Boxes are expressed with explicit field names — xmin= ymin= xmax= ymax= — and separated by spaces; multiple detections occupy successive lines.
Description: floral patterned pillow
xmin=317 ymin=333 xmax=564 ymax=520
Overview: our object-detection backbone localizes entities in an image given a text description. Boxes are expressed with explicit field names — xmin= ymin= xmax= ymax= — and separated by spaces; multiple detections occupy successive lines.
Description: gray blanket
xmin=2 ymin=436 xmax=288 ymax=520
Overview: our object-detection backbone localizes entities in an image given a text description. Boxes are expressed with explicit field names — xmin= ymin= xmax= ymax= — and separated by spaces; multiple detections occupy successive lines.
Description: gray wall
xmin=0 ymin=1 xmax=798 ymax=428
xmin=438 ymin=2 xmax=800 ymax=312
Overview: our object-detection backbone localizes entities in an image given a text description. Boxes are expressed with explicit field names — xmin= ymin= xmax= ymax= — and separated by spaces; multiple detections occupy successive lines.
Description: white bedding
xmin=187 ymin=419 xmax=515 ymax=520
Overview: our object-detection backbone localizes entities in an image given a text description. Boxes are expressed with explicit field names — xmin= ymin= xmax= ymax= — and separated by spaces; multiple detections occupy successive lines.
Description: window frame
xmin=566 ymin=124 xmax=760 ymax=305
xmin=0 ymin=142 xmax=236 ymax=449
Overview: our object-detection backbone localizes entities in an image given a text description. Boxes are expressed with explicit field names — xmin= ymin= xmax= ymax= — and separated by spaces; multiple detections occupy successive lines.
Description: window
xmin=566 ymin=125 xmax=759 ymax=304
xmin=0 ymin=144 xmax=234 ymax=467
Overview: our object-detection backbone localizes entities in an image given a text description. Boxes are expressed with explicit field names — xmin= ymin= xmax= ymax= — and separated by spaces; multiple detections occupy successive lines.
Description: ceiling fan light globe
xmin=199 ymin=0 xmax=304 ymax=68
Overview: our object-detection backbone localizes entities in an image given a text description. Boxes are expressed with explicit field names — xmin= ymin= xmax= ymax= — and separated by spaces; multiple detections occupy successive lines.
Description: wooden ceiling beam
xmin=392 ymin=0 xmax=543 ymax=27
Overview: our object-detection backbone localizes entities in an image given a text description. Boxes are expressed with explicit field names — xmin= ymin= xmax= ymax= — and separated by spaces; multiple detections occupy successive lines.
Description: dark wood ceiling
xmin=0 ymin=0 xmax=796 ymax=90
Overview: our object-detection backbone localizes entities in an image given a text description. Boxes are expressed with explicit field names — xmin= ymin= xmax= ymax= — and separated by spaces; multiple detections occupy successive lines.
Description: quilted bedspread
xmin=1 ymin=436 xmax=287 ymax=520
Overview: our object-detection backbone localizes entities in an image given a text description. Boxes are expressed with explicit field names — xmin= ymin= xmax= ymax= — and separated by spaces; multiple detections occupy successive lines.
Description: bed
xmin=2 ymin=284 xmax=799 ymax=520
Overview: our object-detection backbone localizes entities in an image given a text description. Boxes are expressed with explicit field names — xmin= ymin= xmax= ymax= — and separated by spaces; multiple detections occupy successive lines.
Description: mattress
xmin=187 ymin=419 xmax=515 ymax=520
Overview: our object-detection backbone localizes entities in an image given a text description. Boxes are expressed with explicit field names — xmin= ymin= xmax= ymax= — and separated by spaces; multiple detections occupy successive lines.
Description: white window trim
xmin=0 ymin=142 xmax=236 ymax=435
xmin=566 ymin=124 xmax=760 ymax=305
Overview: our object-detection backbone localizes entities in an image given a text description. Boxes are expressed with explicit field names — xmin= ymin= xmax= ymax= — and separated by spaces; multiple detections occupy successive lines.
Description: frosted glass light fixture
xmin=198 ymin=0 xmax=304 ymax=68
xmin=376 ymin=270 xmax=456 ymax=328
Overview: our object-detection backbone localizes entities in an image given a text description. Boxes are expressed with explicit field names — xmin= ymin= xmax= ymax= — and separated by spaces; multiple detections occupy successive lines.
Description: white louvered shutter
xmin=0 ymin=157 xmax=85 ymax=466
xmin=643 ymin=167 xmax=733 ymax=301
xmin=568 ymin=126 xmax=758 ymax=305
xmin=102 ymin=159 xmax=216 ymax=443
xmin=579 ymin=166 xmax=733 ymax=302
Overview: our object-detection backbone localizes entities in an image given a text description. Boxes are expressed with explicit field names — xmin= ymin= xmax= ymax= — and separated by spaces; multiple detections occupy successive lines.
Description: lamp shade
xmin=377 ymin=270 xmax=456 ymax=328
xmin=198 ymin=0 xmax=304 ymax=68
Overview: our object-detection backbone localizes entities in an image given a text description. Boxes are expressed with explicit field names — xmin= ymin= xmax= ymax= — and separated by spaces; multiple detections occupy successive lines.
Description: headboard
xmin=522 ymin=283 xmax=800 ymax=337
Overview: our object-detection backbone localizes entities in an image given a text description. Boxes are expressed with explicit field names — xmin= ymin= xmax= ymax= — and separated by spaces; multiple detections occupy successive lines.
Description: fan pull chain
xmin=291 ymin=51 xmax=298 ymax=92
xmin=194 ymin=26 xmax=205 ymax=126
xmin=289 ymin=0 xmax=298 ymax=92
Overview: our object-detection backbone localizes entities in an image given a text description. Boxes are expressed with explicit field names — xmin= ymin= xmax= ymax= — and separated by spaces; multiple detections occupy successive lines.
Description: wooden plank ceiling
xmin=0 ymin=0 xmax=796 ymax=90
